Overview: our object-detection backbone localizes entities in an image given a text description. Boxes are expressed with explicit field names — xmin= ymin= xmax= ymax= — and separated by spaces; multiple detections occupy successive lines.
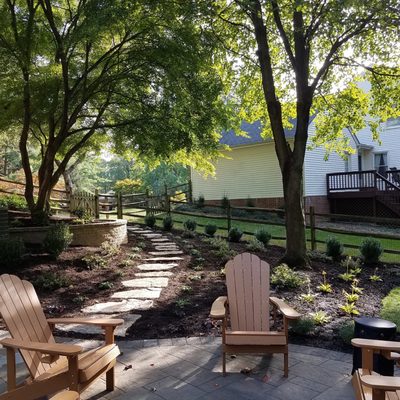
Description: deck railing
xmin=327 ymin=169 xmax=400 ymax=194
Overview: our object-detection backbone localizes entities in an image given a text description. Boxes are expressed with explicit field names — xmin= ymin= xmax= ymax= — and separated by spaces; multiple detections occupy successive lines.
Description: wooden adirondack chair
xmin=210 ymin=253 xmax=301 ymax=377
xmin=352 ymin=338 xmax=400 ymax=400
xmin=0 ymin=274 xmax=123 ymax=400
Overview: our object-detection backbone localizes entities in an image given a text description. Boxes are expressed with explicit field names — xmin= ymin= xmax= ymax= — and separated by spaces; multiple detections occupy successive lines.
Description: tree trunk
xmin=281 ymin=161 xmax=307 ymax=267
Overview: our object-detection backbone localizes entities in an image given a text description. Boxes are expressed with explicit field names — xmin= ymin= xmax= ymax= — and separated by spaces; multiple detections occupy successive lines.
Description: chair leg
xmin=284 ymin=353 xmax=288 ymax=377
xmin=222 ymin=351 xmax=226 ymax=376
xmin=106 ymin=367 xmax=115 ymax=391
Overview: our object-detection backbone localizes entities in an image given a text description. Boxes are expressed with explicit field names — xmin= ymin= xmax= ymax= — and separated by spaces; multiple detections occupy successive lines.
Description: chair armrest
xmin=0 ymin=338 xmax=82 ymax=356
xmin=361 ymin=375 xmax=400 ymax=391
xmin=48 ymin=317 xmax=124 ymax=327
xmin=210 ymin=296 xmax=227 ymax=319
xmin=352 ymin=338 xmax=400 ymax=352
xmin=269 ymin=297 xmax=301 ymax=319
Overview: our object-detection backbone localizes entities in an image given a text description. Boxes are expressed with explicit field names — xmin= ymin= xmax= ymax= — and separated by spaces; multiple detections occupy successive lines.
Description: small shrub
xmin=271 ymin=264 xmax=305 ymax=289
xmin=307 ymin=250 xmax=331 ymax=263
xmin=339 ymin=302 xmax=360 ymax=316
xmin=228 ymin=227 xmax=243 ymax=242
xmin=72 ymin=295 xmax=88 ymax=304
xmin=290 ymin=317 xmax=315 ymax=335
xmin=360 ymin=237 xmax=383 ymax=264
xmin=254 ymin=228 xmax=271 ymax=247
xmin=34 ymin=272 xmax=70 ymax=291
xmin=43 ymin=223 xmax=73 ymax=258
xmin=98 ymin=281 xmax=113 ymax=290
xmin=83 ymin=254 xmax=107 ymax=269
xmin=221 ymin=194 xmax=229 ymax=209
xmin=325 ymin=236 xmax=343 ymax=260
xmin=196 ymin=195 xmax=205 ymax=208
xmin=0 ymin=194 xmax=28 ymax=210
xmin=342 ymin=290 xmax=359 ymax=303
xmin=72 ymin=208 xmax=93 ymax=223
xmin=119 ymin=259 xmax=133 ymax=268
xmin=181 ymin=285 xmax=192 ymax=293
xmin=338 ymin=272 xmax=355 ymax=282
xmin=163 ymin=215 xmax=174 ymax=231
xmin=183 ymin=219 xmax=197 ymax=231
xmin=310 ymin=311 xmax=331 ymax=325
xmin=317 ymin=271 xmax=333 ymax=294
xmin=369 ymin=274 xmax=382 ymax=282
xmin=300 ymin=293 xmax=316 ymax=304
xmin=0 ymin=238 xmax=25 ymax=266
xmin=381 ymin=287 xmax=400 ymax=330
xmin=204 ymin=224 xmax=217 ymax=236
xmin=101 ymin=240 xmax=120 ymax=257
xmin=246 ymin=237 xmax=265 ymax=252
xmin=144 ymin=214 xmax=156 ymax=228
xmin=339 ymin=320 xmax=355 ymax=345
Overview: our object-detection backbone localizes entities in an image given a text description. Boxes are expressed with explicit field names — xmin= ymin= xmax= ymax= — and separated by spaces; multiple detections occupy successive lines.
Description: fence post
xmin=164 ymin=184 xmax=170 ymax=214
xmin=309 ymin=206 xmax=316 ymax=251
xmin=188 ymin=179 xmax=193 ymax=203
xmin=117 ymin=192 xmax=123 ymax=219
xmin=145 ymin=189 xmax=150 ymax=216
xmin=227 ymin=200 xmax=231 ymax=232
xmin=94 ymin=189 xmax=100 ymax=219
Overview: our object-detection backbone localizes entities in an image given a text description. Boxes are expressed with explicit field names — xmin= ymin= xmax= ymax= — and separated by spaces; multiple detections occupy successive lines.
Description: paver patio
xmin=0 ymin=332 xmax=355 ymax=400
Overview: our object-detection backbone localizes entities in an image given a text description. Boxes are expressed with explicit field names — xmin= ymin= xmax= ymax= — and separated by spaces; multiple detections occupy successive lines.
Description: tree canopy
xmin=213 ymin=0 xmax=400 ymax=265
xmin=0 ymin=0 xmax=229 ymax=220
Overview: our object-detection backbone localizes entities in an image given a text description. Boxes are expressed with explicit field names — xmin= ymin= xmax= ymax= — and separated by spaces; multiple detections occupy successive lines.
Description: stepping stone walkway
xmin=68 ymin=225 xmax=185 ymax=338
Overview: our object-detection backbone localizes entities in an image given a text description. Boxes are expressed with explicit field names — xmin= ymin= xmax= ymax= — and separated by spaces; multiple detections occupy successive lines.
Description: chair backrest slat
xmin=226 ymin=253 xmax=270 ymax=332
xmin=0 ymin=274 xmax=55 ymax=378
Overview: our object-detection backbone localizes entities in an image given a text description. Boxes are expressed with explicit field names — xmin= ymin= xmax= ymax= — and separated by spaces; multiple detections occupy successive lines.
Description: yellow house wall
xmin=191 ymin=143 xmax=283 ymax=200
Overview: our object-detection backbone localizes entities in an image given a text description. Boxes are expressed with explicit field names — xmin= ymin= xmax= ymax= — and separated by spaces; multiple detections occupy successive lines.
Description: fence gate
xmin=69 ymin=191 xmax=98 ymax=217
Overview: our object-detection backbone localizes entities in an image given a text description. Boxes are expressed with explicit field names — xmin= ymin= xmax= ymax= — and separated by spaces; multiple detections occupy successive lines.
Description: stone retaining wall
xmin=10 ymin=219 xmax=128 ymax=247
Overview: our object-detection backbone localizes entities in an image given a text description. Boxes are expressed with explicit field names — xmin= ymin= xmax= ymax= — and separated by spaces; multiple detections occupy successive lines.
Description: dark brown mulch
xmin=1 ymin=225 xmax=399 ymax=353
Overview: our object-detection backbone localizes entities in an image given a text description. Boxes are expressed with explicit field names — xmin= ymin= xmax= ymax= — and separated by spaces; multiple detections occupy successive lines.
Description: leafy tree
xmin=214 ymin=0 xmax=400 ymax=266
xmin=0 ymin=0 xmax=227 ymax=223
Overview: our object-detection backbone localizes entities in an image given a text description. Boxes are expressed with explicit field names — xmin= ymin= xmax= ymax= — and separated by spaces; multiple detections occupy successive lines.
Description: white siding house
xmin=191 ymin=118 xmax=400 ymax=216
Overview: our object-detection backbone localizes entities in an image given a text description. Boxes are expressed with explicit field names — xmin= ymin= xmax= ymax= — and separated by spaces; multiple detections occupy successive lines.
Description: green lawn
xmin=123 ymin=209 xmax=400 ymax=264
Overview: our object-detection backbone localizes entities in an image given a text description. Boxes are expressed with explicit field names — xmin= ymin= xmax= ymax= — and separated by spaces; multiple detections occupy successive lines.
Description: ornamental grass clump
xmin=360 ymin=237 xmax=383 ymax=264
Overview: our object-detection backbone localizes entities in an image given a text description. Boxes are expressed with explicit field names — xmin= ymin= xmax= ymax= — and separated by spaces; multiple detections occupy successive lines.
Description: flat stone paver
xmin=54 ymin=314 xmax=141 ymax=337
xmin=142 ymin=233 xmax=163 ymax=239
xmin=137 ymin=263 xmax=178 ymax=271
xmin=143 ymin=257 xmax=184 ymax=262
xmin=135 ymin=271 xmax=174 ymax=277
xmin=122 ymin=277 xmax=169 ymax=288
xmin=82 ymin=299 xmax=153 ymax=313
xmin=60 ymin=337 xmax=353 ymax=400
xmin=151 ymin=238 xmax=173 ymax=242
xmin=111 ymin=288 xmax=162 ymax=299
xmin=149 ymin=251 xmax=183 ymax=256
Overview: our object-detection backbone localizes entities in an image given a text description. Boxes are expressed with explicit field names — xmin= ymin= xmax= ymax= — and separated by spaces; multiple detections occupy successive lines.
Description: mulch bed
xmin=1 ymin=224 xmax=399 ymax=353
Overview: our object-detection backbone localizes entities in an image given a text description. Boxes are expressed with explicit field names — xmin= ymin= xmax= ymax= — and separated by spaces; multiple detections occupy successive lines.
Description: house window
xmin=374 ymin=152 xmax=388 ymax=175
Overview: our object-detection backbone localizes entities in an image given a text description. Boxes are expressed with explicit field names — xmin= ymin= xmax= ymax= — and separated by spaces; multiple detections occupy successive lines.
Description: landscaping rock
xmin=135 ymin=271 xmax=173 ymax=277
xmin=111 ymin=288 xmax=162 ymax=299
xmin=136 ymin=263 xmax=178 ymax=271
xmin=122 ymin=277 xmax=169 ymax=288
xmin=143 ymin=257 xmax=183 ymax=262
xmin=82 ymin=299 xmax=153 ymax=314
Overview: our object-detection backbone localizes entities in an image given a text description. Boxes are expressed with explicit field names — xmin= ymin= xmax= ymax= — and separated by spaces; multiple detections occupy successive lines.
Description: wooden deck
xmin=326 ymin=170 xmax=400 ymax=218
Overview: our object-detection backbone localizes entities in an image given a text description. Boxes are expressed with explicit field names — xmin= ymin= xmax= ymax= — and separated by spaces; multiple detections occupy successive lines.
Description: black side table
xmin=352 ymin=316 xmax=397 ymax=376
